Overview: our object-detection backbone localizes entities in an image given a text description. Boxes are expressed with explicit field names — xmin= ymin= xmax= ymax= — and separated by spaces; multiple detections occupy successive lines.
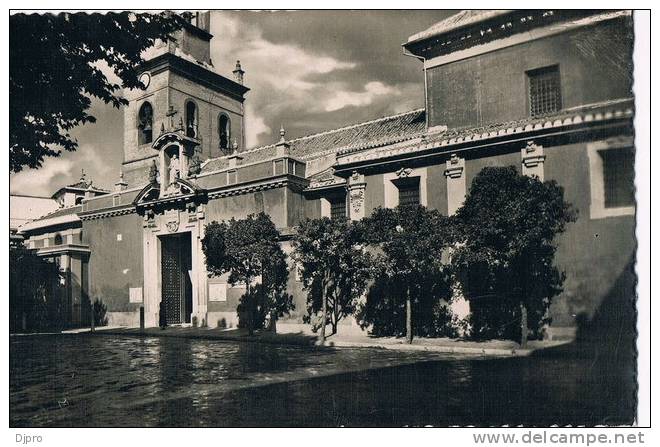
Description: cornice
xmin=335 ymin=100 xmax=634 ymax=172
xmin=78 ymin=205 xmax=136 ymax=221
xmin=142 ymin=53 xmax=249 ymax=102
xmin=207 ymin=175 xmax=309 ymax=199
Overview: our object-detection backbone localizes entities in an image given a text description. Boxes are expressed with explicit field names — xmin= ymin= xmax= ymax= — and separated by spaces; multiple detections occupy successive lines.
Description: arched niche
xmin=185 ymin=100 xmax=198 ymax=138
xmin=218 ymin=113 xmax=231 ymax=152
xmin=138 ymin=102 xmax=154 ymax=145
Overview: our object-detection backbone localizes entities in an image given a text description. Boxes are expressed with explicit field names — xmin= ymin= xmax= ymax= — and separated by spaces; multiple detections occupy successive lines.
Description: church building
xmin=18 ymin=10 xmax=636 ymax=339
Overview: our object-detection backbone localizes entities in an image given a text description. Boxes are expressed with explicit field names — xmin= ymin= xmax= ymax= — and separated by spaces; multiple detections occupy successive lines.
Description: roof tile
xmin=201 ymin=109 xmax=425 ymax=174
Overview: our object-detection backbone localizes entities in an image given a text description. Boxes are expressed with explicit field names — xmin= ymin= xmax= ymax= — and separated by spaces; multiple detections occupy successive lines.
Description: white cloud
xmin=210 ymin=13 xmax=414 ymax=146
xmin=10 ymin=144 xmax=115 ymax=197
xmin=10 ymin=158 xmax=75 ymax=196
xmin=245 ymin=105 xmax=271 ymax=148
xmin=213 ymin=15 xmax=355 ymax=93
xmin=323 ymin=81 xmax=400 ymax=112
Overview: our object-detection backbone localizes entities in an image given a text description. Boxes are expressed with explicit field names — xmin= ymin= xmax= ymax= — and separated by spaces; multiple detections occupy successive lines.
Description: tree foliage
xmin=292 ymin=217 xmax=371 ymax=337
xmin=202 ymin=213 xmax=293 ymax=334
xmin=10 ymin=11 xmax=188 ymax=172
xmin=357 ymin=205 xmax=454 ymax=341
xmin=451 ymin=166 xmax=577 ymax=343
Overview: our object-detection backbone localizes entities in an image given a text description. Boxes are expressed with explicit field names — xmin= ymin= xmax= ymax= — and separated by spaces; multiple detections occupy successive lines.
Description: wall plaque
xmin=209 ymin=283 xmax=227 ymax=302
xmin=129 ymin=287 xmax=143 ymax=303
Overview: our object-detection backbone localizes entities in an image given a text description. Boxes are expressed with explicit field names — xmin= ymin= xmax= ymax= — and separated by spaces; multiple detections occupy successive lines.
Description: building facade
xmin=18 ymin=10 xmax=636 ymax=338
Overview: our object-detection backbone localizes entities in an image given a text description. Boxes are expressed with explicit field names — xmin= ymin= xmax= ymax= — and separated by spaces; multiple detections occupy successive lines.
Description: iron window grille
xmin=527 ymin=65 xmax=562 ymax=117
xmin=396 ymin=177 xmax=420 ymax=207
xmin=600 ymin=147 xmax=635 ymax=208
xmin=329 ymin=195 xmax=347 ymax=220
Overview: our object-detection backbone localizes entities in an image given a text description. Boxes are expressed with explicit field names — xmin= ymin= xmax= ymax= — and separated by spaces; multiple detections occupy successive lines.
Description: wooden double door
xmin=160 ymin=232 xmax=193 ymax=325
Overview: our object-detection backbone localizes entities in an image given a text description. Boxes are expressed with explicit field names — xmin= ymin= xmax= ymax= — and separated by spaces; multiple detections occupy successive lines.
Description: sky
xmin=9 ymin=10 xmax=454 ymax=197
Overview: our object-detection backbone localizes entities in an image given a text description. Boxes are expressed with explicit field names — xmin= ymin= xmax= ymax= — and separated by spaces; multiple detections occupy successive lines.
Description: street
xmin=10 ymin=334 xmax=635 ymax=427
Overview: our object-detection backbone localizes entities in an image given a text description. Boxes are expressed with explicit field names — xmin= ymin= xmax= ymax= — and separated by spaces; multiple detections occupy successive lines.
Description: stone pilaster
xmin=445 ymin=154 xmax=466 ymax=216
xmin=521 ymin=140 xmax=546 ymax=181
xmin=348 ymin=171 xmax=367 ymax=221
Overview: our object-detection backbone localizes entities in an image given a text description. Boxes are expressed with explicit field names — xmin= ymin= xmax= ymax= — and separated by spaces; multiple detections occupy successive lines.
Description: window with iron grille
xmin=397 ymin=178 xmax=420 ymax=207
xmin=600 ymin=147 xmax=635 ymax=208
xmin=527 ymin=65 xmax=562 ymax=117
xmin=329 ymin=195 xmax=346 ymax=220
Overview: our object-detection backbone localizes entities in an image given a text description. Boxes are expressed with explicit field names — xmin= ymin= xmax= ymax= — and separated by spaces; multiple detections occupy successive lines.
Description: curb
xmin=73 ymin=328 xmax=534 ymax=357
xmin=326 ymin=340 xmax=533 ymax=356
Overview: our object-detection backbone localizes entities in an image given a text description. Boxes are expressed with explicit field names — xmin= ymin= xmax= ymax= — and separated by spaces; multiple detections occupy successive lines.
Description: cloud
xmin=211 ymin=13 xmax=412 ymax=146
xmin=323 ymin=81 xmax=400 ymax=112
xmin=10 ymin=143 xmax=116 ymax=197
xmin=245 ymin=105 xmax=271 ymax=148
xmin=10 ymin=157 xmax=75 ymax=196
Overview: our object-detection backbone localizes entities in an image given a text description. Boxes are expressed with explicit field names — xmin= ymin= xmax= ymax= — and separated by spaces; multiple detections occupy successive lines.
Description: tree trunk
xmin=320 ymin=274 xmax=327 ymax=343
xmin=405 ymin=285 xmax=413 ymax=344
xmin=520 ymin=301 xmax=528 ymax=348
xmin=269 ymin=310 xmax=277 ymax=333
xmin=246 ymin=284 xmax=254 ymax=336
xmin=332 ymin=303 xmax=339 ymax=336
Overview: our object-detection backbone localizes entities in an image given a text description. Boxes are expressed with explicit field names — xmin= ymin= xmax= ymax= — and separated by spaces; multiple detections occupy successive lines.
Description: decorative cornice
xmin=335 ymin=100 xmax=634 ymax=170
xmin=152 ymin=131 xmax=200 ymax=151
xmin=35 ymin=244 xmax=91 ymax=257
xmin=141 ymin=52 xmax=249 ymax=102
xmin=207 ymin=175 xmax=309 ymax=199
xmin=78 ymin=205 xmax=136 ymax=221
xmin=306 ymin=177 xmax=346 ymax=191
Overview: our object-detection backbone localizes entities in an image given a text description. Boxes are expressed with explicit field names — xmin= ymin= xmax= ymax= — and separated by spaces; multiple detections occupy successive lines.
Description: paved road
xmin=10 ymin=334 xmax=635 ymax=427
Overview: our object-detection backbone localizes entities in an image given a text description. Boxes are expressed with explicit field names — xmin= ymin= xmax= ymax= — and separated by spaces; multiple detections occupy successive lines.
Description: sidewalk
xmin=85 ymin=324 xmax=570 ymax=357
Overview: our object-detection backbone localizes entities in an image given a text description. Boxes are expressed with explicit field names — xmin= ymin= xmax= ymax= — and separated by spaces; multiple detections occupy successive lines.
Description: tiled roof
xmin=406 ymin=10 xmax=512 ymax=44
xmin=201 ymin=109 xmax=426 ymax=174
xmin=36 ymin=205 xmax=83 ymax=220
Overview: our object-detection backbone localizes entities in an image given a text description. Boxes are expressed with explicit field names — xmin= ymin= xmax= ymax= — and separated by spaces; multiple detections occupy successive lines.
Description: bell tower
xmin=121 ymin=12 xmax=250 ymax=187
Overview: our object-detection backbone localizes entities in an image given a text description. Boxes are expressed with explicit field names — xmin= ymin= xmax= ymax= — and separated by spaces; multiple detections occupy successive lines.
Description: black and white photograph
xmin=5 ymin=3 xmax=652 ymax=440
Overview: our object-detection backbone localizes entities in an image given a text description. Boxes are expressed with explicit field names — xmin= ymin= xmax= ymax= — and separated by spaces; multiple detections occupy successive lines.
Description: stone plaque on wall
xmin=209 ymin=283 xmax=227 ymax=302
xmin=129 ymin=287 xmax=143 ymax=303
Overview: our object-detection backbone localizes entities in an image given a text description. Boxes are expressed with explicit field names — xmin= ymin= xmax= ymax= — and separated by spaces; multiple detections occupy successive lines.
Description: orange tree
xmin=451 ymin=166 xmax=576 ymax=346
xmin=292 ymin=217 xmax=371 ymax=342
xmin=358 ymin=205 xmax=454 ymax=344
xmin=202 ymin=213 xmax=293 ymax=335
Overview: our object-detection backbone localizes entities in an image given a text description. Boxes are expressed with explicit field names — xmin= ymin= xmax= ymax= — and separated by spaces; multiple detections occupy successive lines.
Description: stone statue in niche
xmin=169 ymin=154 xmax=181 ymax=183
xmin=162 ymin=151 xmax=183 ymax=196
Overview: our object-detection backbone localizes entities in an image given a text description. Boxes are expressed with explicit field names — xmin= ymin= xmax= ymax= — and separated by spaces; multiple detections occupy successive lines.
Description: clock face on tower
xmin=138 ymin=72 xmax=151 ymax=89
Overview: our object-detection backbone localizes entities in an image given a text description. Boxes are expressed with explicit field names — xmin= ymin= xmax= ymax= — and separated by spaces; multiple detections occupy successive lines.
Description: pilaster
xmin=348 ymin=171 xmax=367 ymax=220
xmin=521 ymin=140 xmax=546 ymax=181
xmin=445 ymin=154 xmax=466 ymax=215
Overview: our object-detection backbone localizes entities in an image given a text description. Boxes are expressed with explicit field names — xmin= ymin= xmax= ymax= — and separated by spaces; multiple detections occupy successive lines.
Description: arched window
xmin=138 ymin=102 xmax=153 ymax=145
xmin=75 ymin=196 xmax=83 ymax=205
xmin=54 ymin=233 xmax=63 ymax=245
xmin=185 ymin=101 xmax=197 ymax=138
xmin=218 ymin=114 xmax=231 ymax=151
